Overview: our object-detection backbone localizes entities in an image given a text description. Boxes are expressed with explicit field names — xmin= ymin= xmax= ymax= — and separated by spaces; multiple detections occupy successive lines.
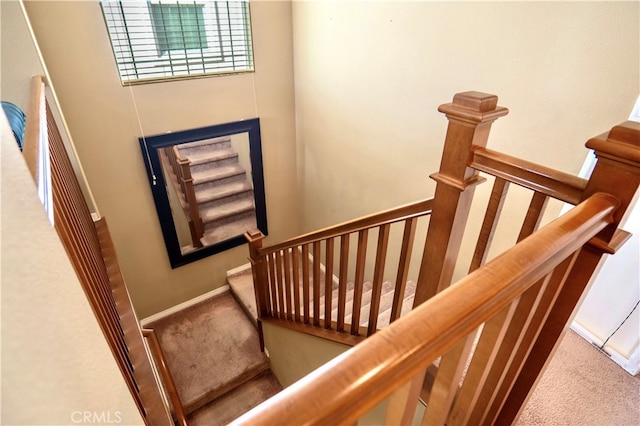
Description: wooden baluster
xmin=324 ymin=238 xmax=335 ymax=329
xmin=447 ymin=298 xmax=520 ymax=425
xmin=302 ymin=244 xmax=311 ymax=324
xmin=283 ymin=248 xmax=293 ymax=321
xmin=368 ymin=224 xmax=390 ymax=335
xmin=465 ymin=274 xmax=551 ymax=425
xmin=497 ymin=121 xmax=640 ymax=424
xmin=313 ymin=241 xmax=321 ymax=326
xmin=292 ymin=246 xmax=301 ymax=322
xmin=390 ymin=218 xmax=417 ymax=322
xmin=275 ymin=250 xmax=286 ymax=320
xmin=267 ymin=252 xmax=279 ymax=318
xmin=517 ymin=191 xmax=549 ymax=242
xmin=484 ymin=254 xmax=578 ymax=424
xmin=337 ymin=235 xmax=350 ymax=332
xmin=350 ymin=230 xmax=369 ymax=335
xmin=421 ymin=331 xmax=478 ymax=425
xmin=469 ymin=177 xmax=510 ymax=273
xmin=414 ymin=92 xmax=509 ymax=307
xmin=385 ymin=370 xmax=427 ymax=426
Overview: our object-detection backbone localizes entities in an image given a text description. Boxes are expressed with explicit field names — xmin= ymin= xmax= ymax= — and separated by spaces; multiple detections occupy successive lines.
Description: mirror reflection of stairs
xmin=178 ymin=137 xmax=257 ymax=249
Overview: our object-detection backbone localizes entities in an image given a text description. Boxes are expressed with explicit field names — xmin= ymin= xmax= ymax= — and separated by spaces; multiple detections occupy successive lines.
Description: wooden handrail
xmin=23 ymin=75 xmax=173 ymax=425
xmin=142 ymin=328 xmax=188 ymax=426
xmin=471 ymin=146 xmax=588 ymax=204
xmin=232 ymin=193 xmax=618 ymax=426
xmin=258 ymin=198 xmax=434 ymax=255
xmin=22 ymin=75 xmax=45 ymax=182
xmin=246 ymin=198 xmax=433 ymax=346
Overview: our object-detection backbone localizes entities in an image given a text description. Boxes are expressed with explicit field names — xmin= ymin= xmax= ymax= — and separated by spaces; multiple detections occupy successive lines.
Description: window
xmin=150 ymin=3 xmax=207 ymax=55
xmin=100 ymin=1 xmax=254 ymax=84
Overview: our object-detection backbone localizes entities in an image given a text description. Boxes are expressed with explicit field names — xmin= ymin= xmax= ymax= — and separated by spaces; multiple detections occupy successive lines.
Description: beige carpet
xmin=147 ymin=291 xmax=276 ymax=415
xmin=518 ymin=330 xmax=640 ymax=426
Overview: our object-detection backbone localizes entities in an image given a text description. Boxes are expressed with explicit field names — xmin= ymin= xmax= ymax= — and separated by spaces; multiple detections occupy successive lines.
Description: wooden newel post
xmin=413 ymin=91 xmax=509 ymax=307
xmin=497 ymin=121 xmax=640 ymax=424
xmin=246 ymin=230 xmax=269 ymax=351
xmin=178 ymin=157 xmax=204 ymax=248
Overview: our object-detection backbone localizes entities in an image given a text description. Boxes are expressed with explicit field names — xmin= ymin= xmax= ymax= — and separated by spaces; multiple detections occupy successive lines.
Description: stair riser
xmin=179 ymin=138 xmax=232 ymax=156
xmin=195 ymin=172 xmax=247 ymax=192
xmin=308 ymin=281 xmax=361 ymax=319
xmin=204 ymin=209 xmax=257 ymax=230
xmin=377 ymin=295 xmax=415 ymax=328
xmin=198 ymin=189 xmax=255 ymax=211
xmin=189 ymin=155 xmax=240 ymax=174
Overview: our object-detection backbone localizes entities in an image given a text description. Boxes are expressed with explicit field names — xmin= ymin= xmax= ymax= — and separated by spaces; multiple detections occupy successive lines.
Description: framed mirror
xmin=139 ymin=118 xmax=267 ymax=268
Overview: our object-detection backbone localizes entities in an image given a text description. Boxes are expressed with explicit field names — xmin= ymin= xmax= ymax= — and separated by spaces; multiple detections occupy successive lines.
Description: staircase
xmin=227 ymin=264 xmax=417 ymax=333
xmin=173 ymin=136 xmax=258 ymax=249
xmin=146 ymin=260 xmax=418 ymax=424
xmin=146 ymin=290 xmax=281 ymax=425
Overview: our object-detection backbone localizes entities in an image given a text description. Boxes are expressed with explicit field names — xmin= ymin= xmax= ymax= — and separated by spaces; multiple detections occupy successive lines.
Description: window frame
xmin=100 ymin=0 xmax=255 ymax=85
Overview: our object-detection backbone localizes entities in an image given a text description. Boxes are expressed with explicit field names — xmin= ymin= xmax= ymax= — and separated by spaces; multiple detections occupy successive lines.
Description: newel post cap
xmin=586 ymin=121 xmax=640 ymax=166
xmin=438 ymin=91 xmax=509 ymax=123
xmin=245 ymin=229 xmax=265 ymax=244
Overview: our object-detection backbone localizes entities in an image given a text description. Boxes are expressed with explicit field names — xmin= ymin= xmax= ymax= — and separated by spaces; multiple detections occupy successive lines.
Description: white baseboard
xmin=140 ymin=285 xmax=230 ymax=327
xmin=227 ymin=262 xmax=251 ymax=277
xmin=570 ymin=321 xmax=640 ymax=376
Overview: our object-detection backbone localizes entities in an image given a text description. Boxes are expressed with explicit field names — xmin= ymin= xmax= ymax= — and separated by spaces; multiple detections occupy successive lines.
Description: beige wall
xmin=262 ymin=322 xmax=350 ymax=388
xmin=292 ymin=1 xmax=639 ymax=277
xmin=24 ymin=1 xmax=299 ymax=318
xmin=0 ymin=1 xmax=43 ymax=110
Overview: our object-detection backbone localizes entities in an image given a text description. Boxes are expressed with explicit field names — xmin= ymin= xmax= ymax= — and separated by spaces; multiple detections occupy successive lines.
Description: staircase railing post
xmin=177 ymin=155 xmax=204 ymax=248
xmin=413 ymin=92 xmax=509 ymax=307
xmin=496 ymin=121 xmax=640 ymax=424
xmin=165 ymin=146 xmax=179 ymax=179
xmin=246 ymin=230 xmax=269 ymax=351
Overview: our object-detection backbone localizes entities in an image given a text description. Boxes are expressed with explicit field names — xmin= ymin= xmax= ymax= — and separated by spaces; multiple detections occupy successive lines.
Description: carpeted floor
xmin=518 ymin=330 xmax=640 ymax=425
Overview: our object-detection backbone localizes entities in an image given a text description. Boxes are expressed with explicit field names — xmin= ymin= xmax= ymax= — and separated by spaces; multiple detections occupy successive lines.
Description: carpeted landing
xmin=146 ymin=291 xmax=281 ymax=425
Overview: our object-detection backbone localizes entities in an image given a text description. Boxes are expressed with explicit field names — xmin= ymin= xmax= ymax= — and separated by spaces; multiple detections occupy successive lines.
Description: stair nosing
xmin=196 ymin=181 xmax=253 ymax=204
xmin=200 ymin=199 xmax=255 ymax=223
xmin=192 ymin=165 xmax=245 ymax=184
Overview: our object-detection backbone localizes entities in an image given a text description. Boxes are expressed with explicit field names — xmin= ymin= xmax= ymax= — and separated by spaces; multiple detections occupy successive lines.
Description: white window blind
xmin=100 ymin=0 xmax=254 ymax=84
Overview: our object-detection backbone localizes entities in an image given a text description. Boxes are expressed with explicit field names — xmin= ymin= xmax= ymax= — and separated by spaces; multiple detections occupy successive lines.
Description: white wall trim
xmin=570 ymin=322 xmax=640 ymax=376
xmin=140 ymin=285 xmax=230 ymax=327
xmin=227 ymin=262 xmax=251 ymax=277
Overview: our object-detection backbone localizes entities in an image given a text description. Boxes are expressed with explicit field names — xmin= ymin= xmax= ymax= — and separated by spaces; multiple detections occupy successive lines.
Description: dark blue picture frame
xmin=139 ymin=118 xmax=268 ymax=268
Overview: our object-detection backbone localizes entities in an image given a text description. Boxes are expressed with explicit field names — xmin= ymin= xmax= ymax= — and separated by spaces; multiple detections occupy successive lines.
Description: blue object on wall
xmin=2 ymin=101 xmax=27 ymax=151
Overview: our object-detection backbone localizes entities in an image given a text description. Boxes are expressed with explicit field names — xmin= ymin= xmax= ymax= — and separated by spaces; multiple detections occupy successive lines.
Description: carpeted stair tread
xmin=147 ymin=292 xmax=270 ymax=414
xmin=185 ymin=148 xmax=238 ymax=166
xmin=192 ymin=164 xmax=245 ymax=185
xmin=187 ymin=371 xmax=282 ymax=426
xmin=228 ymin=267 xmax=258 ymax=324
xmin=178 ymin=136 xmax=232 ymax=155
xmin=200 ymin=214 xmax=258 ymax=247
xmin=195 ymin=181 xmax=253 ymax=204
xmin=200 ymin=198 xmax=255 ymax=224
